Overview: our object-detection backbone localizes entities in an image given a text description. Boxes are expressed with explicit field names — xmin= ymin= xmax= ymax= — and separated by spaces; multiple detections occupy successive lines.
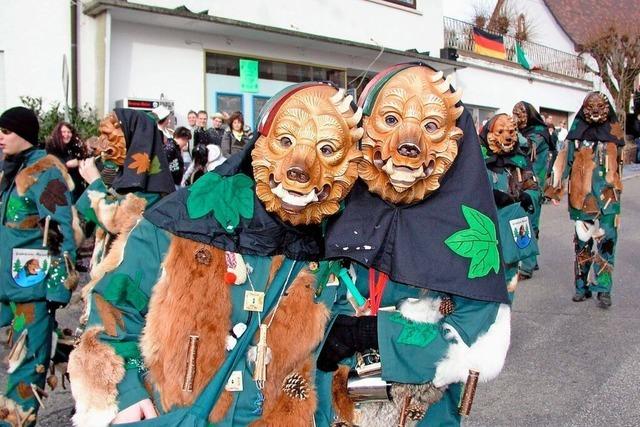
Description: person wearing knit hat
xmin=0 ymin=107 xmax=79 ymax=424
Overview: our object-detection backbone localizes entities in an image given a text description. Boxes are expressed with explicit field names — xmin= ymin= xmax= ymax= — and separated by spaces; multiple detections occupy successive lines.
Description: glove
xmin=519 ymin=192 xmax=534 ymax=213
xmin=317 ymin=315 xmax=378 ymax=372
xmin=39 ymin=218 xmax=63 ymax=255
xmin=492 ymin=190 xmax=515 ymax=208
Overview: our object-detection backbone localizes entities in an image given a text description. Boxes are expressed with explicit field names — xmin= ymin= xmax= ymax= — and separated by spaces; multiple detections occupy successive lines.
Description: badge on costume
xmin=225 ymin=370 xmax=244 ymax=392
xmin=11 ymin=248 xmax=51 ymax=288
xmin=509 ymin=217 xmax=532 ymax=249
xmin=244 ymin=290 xmax=265 ymax=312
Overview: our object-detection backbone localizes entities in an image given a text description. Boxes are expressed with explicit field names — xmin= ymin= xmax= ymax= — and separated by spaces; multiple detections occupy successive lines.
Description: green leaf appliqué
xmin=445 ymin=205 xmax=500 ymax=279
xmin=149 ymin=156 xmax=162 ymax=175
xmin=187 ymin=172 xmax=255 ymax=233
xmin=389 ymin=312 xmax=438 ymax=347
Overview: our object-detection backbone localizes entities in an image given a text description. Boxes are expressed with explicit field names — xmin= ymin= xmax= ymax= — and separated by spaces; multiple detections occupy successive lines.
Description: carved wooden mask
xmin=582 ymin=92 xmax=610 ymax=124
xmin=512 ymin=102 xmax=527 ymax=130
xmin=92 ymin=112 xmax=126 ymax=166
xmin=487 ymin=114 xmax=518 ymax=154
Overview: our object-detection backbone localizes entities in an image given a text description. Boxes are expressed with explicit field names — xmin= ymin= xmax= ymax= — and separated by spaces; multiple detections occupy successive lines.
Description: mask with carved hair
xmin=582 ymin=92 xmax=610 ymax=124
xmin=358 ymin=66 xmax=464 ymax=205
xmin=90 ymin=112 xmax=127 ymax=166
xmin=487 ymin=115 xmax=518 ymax=154
xmin=251 ymin=85 xmax=363 ymax=225
xmin=512 ymin=102 xmax=527 ymax=130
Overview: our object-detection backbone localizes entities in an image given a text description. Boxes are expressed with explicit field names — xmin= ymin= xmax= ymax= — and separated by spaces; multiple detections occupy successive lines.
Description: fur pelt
xmin=569 ymin=147 xmax=596 ymax=211
xmin=331 ymin=365 xmax=354 ymax=424
xmin=71 ymin=206 xmax=85 ymax=247
xmin=68 ymin=327 xmax=124 ymax=427
xmin=507 ymin=273 xmax=519 ymax=293
xmin=397 ymin=296 xmax=443 ymax=324
xmin=15 ymin=154 xmax=74 ymax=196
xmin=141 ymin=238 xmax=328 ymax=423
xmin=433 ymin=303 xmax=511 ymax=387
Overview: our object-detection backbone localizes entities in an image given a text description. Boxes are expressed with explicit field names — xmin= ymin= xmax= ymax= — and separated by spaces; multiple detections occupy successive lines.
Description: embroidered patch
xmin=149 ymin=156 xmax=162 ymax=175
xmin=597 ymin=271 xmax=612 ymax=288
xmin=6 ymin=196 xmax=34 ymax=221
xmin=128 ymin=153 xmax=151 ymax=174
xmin=11 ymin=248 xmax=51 ymax=288
xmin=40 ymin=179 xmax=68 ymax=213
xmin=9 ymin=302 xmax=26 ymax=333
xmin=444 ymin=205 xmax=500 ymax=279
xmin=187 ymin=172 xmax=254 ymax=233
xmin=509 ymin=216 xmax=532 ymax=249
xmin=389 ymin=312 xmax=438 ymax=347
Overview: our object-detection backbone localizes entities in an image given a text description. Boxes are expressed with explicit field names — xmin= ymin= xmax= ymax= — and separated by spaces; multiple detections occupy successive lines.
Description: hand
xmin=65 ymin=159 xmax=79 ymax=169
xmin=112 ymin=399 xmax=157 ymax=424
xmin=317 ymin=315 xmax=378 ymax=372
xmin=78 ymin=158 xmax=101 ymax=185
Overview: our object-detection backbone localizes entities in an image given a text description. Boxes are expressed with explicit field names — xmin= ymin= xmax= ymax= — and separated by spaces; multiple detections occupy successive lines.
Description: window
xmin=466 ymin=104 xmax=498 ymax=132
xmin=206 ymin=53 xmax=346 ymax=87
xmin=252 ymin=96 xmax=270 ymax=127
xmin=216 ymin=93 xmax=242 ymax=117
xmin=382 ymin=0 xmax=416 ymax=9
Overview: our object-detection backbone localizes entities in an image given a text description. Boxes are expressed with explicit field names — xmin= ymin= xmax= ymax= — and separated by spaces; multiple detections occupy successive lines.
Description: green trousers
xmin=1 ymin=301 xmax=54 ymax=426
xmin=574 ymin=214 xmax=618 ymax=295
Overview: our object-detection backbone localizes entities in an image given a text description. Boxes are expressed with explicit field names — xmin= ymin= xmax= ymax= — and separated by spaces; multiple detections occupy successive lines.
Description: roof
xmin=543 ymin=0 xmax=640 ymax=48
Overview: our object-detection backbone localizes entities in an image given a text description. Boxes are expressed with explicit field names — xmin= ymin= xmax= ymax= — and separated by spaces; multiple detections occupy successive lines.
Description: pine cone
xmin=405 ymin=404 xmax=426 ymax=420
xmin=282 ymin=371 xmax=309 ymax=400
xmin=439 ymin=297 xmax=455 ymax=316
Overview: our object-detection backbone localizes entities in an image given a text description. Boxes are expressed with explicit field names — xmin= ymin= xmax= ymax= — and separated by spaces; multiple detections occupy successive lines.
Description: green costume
xmin=513 ymin=102 xmax=551 ymax=279
xmin=479 ymin=114 xmax=540 ymax=300
xmin=0 ymin=148 xmax=78 ymax=425
xmin=319 ymin=64 xmax=511 ymax=426
xmin=565 ymin=92 xmax=624 ymax=305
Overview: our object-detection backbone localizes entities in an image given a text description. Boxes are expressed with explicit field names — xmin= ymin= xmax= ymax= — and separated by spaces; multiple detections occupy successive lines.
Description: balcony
xmin=443 ymin=17 xmax=587 ymax=81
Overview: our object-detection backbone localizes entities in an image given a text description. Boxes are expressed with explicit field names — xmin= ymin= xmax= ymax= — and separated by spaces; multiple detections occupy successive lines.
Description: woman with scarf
xmin=479 ymin=114 xmax=540 ymax=299
xmin=67 ymin=82 xmax=364 ymax=426
xmin=0 ymin=107 xmax=79 ymax=425
xmin=512 ymin=101 xmax=551 ymax=280
xmin=316 ymin=64 xmax=511 ymax=426
xmin=565 ymin=92 xmax=624 ymax=308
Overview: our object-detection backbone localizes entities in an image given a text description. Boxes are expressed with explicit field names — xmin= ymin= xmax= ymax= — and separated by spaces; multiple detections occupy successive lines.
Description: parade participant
xmin=512 ymin=101 xmax=550 ymax=279
xmin=68 ymin=82 xmax=363 ymax=426
xmin=0 ymin=107 xmax=79 ymax=425
xmin=479 ymin=114 xmax=539 ymax=299
xmin=317 ymin=64 xmax=511 ymax=426
xmin=75 ymin=109 xmax=174 ymax=312
xmin=565 ymin=92 xmax=624 ymax=307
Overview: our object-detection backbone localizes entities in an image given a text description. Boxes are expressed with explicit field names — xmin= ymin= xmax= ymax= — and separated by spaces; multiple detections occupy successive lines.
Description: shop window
xmin=466 ymin=105 xmax=498 ymax=132
xmin=216 ymin=93 xmax=242 ymax=117
xmin=252 ymin=95 xmax=270 ymax=127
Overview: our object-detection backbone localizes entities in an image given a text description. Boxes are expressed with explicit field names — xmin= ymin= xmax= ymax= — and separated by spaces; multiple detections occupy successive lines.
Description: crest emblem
xmin=509 ymin=217 xmax=532 ymax=249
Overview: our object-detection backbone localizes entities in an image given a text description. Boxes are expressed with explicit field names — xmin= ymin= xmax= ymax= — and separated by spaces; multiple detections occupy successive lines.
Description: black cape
xmin=566 ymin=97 xmax=624 ymax=146
xmin=518 ymin=101 xmax=552 ymax=152
xmin=325 ymin=109 xmax=509 ymax=304
xmin=111 ymin=108 xmax=176 ymax=195
xmin=144 ymin=136 xmax=324 ymax=260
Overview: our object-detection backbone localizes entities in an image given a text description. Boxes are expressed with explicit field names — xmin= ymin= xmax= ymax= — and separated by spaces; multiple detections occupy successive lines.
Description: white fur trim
xmin=433 ymin=303 xmax=511 ymax=387
xmin=398 ymin=296 xmax=443 ymax=324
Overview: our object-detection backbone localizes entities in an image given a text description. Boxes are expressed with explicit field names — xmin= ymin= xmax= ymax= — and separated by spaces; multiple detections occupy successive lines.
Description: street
xmin=2 ymin=174 xmax=639 ymax=426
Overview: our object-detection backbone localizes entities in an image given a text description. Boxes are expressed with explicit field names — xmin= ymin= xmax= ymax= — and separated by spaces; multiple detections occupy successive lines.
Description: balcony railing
xmin=443 ymin=17 xmax=586 ymax=80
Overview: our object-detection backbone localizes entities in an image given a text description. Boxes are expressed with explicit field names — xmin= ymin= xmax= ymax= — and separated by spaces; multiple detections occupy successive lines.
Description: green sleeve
xmin=31 ymin=167 xmax=78 ymax=304
xmin=86 ymin=219 xmax=172 ymax=410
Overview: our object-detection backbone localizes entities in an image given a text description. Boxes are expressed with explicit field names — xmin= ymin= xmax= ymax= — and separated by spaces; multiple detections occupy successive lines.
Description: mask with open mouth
xmin=251 ymin=85 xmax=363 ymax=225
xmin=487 ymin=114 xmax=518 ymax=154
xmin=582 ymin=92 xmax=610 ymax=124
xmin=358 ymin=66 xmax=463 ymax=205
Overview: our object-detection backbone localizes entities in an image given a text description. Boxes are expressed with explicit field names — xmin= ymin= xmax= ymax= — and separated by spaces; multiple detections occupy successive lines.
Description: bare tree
xmin=580 ymin=26 xmax=640 ymax=131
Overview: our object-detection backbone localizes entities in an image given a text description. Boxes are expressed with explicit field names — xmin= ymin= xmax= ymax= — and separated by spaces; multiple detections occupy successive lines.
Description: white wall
xmin=126 ymin=0 xmax=445 ymax=56
xmin=0 ymin=0 xmax=71 ymax=109
xmin=443 ymin=0 xmax=575 ymax=54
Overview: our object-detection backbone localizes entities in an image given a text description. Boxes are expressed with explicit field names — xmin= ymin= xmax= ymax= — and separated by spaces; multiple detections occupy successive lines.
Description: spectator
xmin=181 ymin=143 xmax=226 ymax=186
xmin=196 ymin=110 xmax=208 ymax=128
xmin=45 ymin=121 xmax=89 ymax=201
xmin=221 ymin=111 xmax=251 ymax=157
xmin=206 ymin=112 xmax=225 ymax=146
xmin=186 ymin=110 xmax=197 ymax=153
xmin=162 ymin=132 xmax=185 ymax=187
xmin=173 ymin=126 xmax=192 ymax=171
xmin=152 ymin=105 xmax=174 ymax=140
xmin=193 ymin=109 xmax=213 ymax=148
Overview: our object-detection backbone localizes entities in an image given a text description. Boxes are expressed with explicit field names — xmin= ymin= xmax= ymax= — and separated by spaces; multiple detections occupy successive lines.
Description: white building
xmin=0 ymin=0 xmax=594 ymax=130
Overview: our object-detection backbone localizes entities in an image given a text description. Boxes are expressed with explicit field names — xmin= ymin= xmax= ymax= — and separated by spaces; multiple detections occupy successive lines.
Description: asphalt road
xmin=2 ymin=174 xmax=639 ymax=426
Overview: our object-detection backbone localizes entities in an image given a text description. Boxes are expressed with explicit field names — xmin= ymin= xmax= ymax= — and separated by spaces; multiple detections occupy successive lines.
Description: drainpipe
xmin=70 ymin=0 xmax=78 ymax=108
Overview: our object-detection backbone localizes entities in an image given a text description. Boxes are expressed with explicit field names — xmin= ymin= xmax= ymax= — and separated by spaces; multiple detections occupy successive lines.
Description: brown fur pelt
xmin=0 ymin=395 xmax=36 ymax=427
xmin=605 ymin=142 xmax=622 ymax=191
xmin=255 ymin=269 xmax=330 ymax=422
xmin=331 ymin=365 xmax=355 ymax=424
xmin=68 ymin=327 xmax=125 ymax=427
xmin=140 ymin=237 xmax=234 ymax=422
xmin=15 ymin=154 xmax=75 ymax=196
xmin=569 ymin=147 xmax=596 ymax=211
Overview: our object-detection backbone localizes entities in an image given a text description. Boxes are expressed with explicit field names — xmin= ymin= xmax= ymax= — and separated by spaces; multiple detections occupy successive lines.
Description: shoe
xmin=534 ymin=264 xmax=539 ymax=271
xmin=518 ymin=271 xmax=532 ymax=281
xmin=572 ymin=290 xmax=592 ymax=302
xmin=597 ymin=292 xmax=612 ymax=308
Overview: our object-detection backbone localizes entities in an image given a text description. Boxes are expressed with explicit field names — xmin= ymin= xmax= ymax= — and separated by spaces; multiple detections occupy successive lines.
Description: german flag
xmin=473 ymin=27 xmax=506 ymax=60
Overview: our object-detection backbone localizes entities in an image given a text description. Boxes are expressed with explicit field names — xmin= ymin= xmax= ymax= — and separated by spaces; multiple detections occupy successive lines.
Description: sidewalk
xmin=622 ymin=163 xmax=640 ymax=180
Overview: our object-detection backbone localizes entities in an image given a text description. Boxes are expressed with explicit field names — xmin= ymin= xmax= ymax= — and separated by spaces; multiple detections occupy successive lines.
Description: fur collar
xmin=15 ymin=154 xmax=75 ymax=196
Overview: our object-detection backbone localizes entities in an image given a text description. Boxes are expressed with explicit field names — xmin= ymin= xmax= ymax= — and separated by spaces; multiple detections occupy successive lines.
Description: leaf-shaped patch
xmin=149 ymin=156 xmax=162 ymax=175
xmin=111 ymin=341 xmax=142 ymax=360
xmin=40 ymin=179 xmax=68 ymax=213
xmin=597 ymin=271 xmax=612 ymax=288
xmin=187 ymin=172 xmax=254 ymax=233
xmin=103 ymin=272 xmax=148 ymax=311
xmin=12 ymin=313 xmax=26 ymax=333
xmin=389 ymin=312 xmax=438 ymax=347
xmin=6 ymin=196 xmax=31 ymax=220
xmin=128 ymin=153 xmax=151 ymax=174
xmin=445 ymin=205 xmax=500 ymax=279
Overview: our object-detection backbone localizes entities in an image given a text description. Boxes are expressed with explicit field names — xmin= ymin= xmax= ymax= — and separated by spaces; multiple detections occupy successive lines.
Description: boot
xmin=597 ymin=292 xmax=612 ymax=308
xmin=572 ymin=290 xmax=592 ymax=302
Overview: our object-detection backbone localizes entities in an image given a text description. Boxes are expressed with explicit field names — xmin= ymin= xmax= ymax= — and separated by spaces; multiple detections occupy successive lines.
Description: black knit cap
xmin=0 ymin=107 xmax=39 ymax=145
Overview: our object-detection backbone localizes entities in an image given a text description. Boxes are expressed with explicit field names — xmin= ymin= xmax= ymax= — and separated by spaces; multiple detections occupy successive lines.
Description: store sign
xmin=239 ymin=59 xmax=259 ymax=93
